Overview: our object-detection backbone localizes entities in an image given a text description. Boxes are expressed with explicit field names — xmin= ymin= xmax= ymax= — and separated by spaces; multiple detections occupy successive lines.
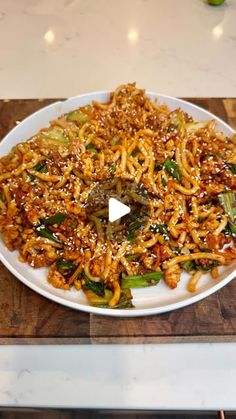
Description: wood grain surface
xmin=0 ymin=98 xmax=236 ymax=345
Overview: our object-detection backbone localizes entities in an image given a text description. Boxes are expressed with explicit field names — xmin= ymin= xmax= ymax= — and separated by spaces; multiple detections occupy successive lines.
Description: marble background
xmin=0 ymin=0 xmax=235 ymax=98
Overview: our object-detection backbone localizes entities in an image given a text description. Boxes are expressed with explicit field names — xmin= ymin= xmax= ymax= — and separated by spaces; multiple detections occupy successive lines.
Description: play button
xmin=108 ymin=198 xmax=131 ymax=222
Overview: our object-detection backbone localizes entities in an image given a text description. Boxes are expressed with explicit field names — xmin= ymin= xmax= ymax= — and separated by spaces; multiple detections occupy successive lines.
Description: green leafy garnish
xmin=43 ymin=212 xmax=67 ymax=226
xmin=198 ymin=260 xmax=218 ymax=271
xmin=82 ymin=271 xmax=105 ymax=297
xmin=84 ymin=289 xmax=113 ymax=307
xmin=56 ymin=259 xmax=77 ymax=277
xmin=121 ymin=271 xmax=162 ymax=289
xmin=0 ymin=194 xmax=5 ymax=202
xmin=219 ymin=193 xmax=236 ymax=233
xmin=181 ymin=260 xmax=196 ymax=272
xmin=154 ymin=162 xmax=163 ymax=171
xmin=33 ymin=162 xmax=48 ymax=173
xmin=111 ymin=289 xmax=134 ymax=309
xmin=164 ymin=159 xmax=181 ymax=181
xmin=70 ymin=220 xmax=78 ymax=229
xmin=42 ymin=127 xmax=68 ymax=145
xmin=161 ymin=176 xmax=167 ymax=186
xmin=227 ymin=163 xmax=236 ymax=175
xmin=125 ymin=254 xmax=139 ymax=261
xmin=86 ymin=142 xmax=97 ymax=152
xmin=36 ymin=225 xmax=62 ymax=244
xmin=127 ymin=219 xmax=144 ymax=242
xmin=126 ymin=207 xmax=145 ymax=242
xmin=67 ymin=110 xmax=89 ymax=123
xmin=150 ymin=223 xmax=170 ymax=241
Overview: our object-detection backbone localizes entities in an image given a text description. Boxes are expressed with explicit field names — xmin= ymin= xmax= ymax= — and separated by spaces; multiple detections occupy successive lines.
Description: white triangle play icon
xmin=108 ymin=198 xmax=131 ymax=222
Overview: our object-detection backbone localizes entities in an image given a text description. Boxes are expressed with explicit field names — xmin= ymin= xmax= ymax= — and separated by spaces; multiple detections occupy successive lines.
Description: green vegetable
xmin=228 ymin=222 xmax=236 ymax=237
xmin=208 ymin=0 xmax=225 ymax=5
xmin=111 ymin=289 xmax=134 ymax=309
xmin=0 ymin=194 xmax=5 ymax=202
xmin=185 ymin=121 xmax=210 ymax=134
xmin=219 ymin=192 xmax=236 ymax=228
xmin=33 ymin=162 xmax=48 ymax=173
xmin=56 ymin=259 xmax=76 ymax=276
xmin=170 ymin=111 xmax=184 ymax=129
xmin=86 ymin=142 xmax=97 ymax=152
xmin=85 ymin=288 xmax=134 ymax=309
xmin=126 ymin=207 xmax=145 ymax=242
xmin=67 ymin=110 xmax=89 ymax=123
xmin=161 ymin=176 xmax=167 ymax=186
xmin=150 ymin=223 xmax=170 ymax=241
xmin=154 ymin=162 xmax=163 ymax=171
xmin=181 ymin=260 xmax=196 ymax=272
xmin=36 ymin=225 xmax=62 ymax=244
xmin=127 ymin=219 xmax=144 ymax=242
xmin=198 ymin=260 xmax=218 ymax=271
xmin=42 ymin=127 xmax=68 ymax=145
xmin=164 ymin=159 xmax=181 ymax=181
xmin=82 ymin=271 xmax=105 ymax=297
xmin=227 ymin=163 xmax=236 ymax=175
xmin=121 ymin=271 xmax=162 ymax=289
xmin=70 ymin=221 xmax=78 ymax=229
xmin=125 ymin=254 xmax=139 ymax=261
xmin=43 ymin=212 xmax=67 ymax=226
xmin=84 ymin=289 xmax=113 ymax=307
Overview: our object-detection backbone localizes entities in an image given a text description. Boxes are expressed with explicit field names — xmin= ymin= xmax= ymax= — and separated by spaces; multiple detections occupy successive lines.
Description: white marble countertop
xmin=0 ymin=343 xmax=236 ymax=410
xmin=0 ymin=0 xmax=236 ymax=411
xmin=0 ymin=0 xmax=236 ymax=98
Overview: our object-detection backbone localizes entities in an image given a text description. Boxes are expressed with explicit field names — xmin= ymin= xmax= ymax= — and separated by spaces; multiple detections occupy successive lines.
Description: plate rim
xmin=0 ymin=91 xmax=235 ymax=317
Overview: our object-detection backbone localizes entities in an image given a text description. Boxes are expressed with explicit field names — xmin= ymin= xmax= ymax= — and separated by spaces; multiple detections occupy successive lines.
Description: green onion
xmin=161 ymin=176 xmax=167 ymax=186
xmin=198 ymin=260 xmax=218 ymax=271
xmin=164 ymin=159 xmax=181 ymax=181
xmin=43 ymin=212 xmax=67 ymax=226
xmin=56 ymin=259 xmax=77 ymax=276
xmin=42 ymin=127 xmax=68 ymax=145
xmin=84 ymin=289 xmax=113 ymax=307
xmin=36 ymin=225 xmax=62 ymax=244
xmin=125 ymin=254 xmax=139 ymax=261
xmin=228 ymin=222 xmax=236 ymax=236
xmin=86 ymin=142 xmax=97 ymax=152
xmin=82 ymin=270 xmax=105 ymax=297
xmin=33 ymin=162 xmax=48 ymax=173
xmin=111 ymin=289 xmax=134 ymax=309
xmin=150 ymin=224 xmax=169 ymax=241
xmin=127 ymin=219 xmax=144 ymax=242
xmin=70 ymin=221 xmax=78 ymax=229
xmin=181 ymin=260 xmax=196 ymax=272
xmin=0 ymin=194 xmax=5 ymax=202
xmin=67 ymin=110 xmax=89 ymax=123
xmin=185 ymin=121 xmax=210 ymax=134
xmin=170 ymin=111 xmax=184 ymax=129
xmin=227 ymin=163 xmax=236 ymax=175
xmin=121 ymin=271 xmax=162 ymax=289
xmin=219 ymin=192 xmax=236 ymax=224
xmin=154 ymin=162 xmax=163 ymax=171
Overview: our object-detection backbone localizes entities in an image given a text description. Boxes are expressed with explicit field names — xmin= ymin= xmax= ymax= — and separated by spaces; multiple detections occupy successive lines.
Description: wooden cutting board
xmin=0 ymin=98 xmax=236 ymax=345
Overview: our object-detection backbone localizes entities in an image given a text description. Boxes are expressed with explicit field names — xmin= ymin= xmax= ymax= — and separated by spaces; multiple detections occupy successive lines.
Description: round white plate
xmin=0 ymin=92 xmax=235 ymax=317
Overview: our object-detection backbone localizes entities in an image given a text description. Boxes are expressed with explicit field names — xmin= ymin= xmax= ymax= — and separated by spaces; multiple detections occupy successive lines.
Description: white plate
xmin=0 ymin=92 xmax=236 ymax=317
